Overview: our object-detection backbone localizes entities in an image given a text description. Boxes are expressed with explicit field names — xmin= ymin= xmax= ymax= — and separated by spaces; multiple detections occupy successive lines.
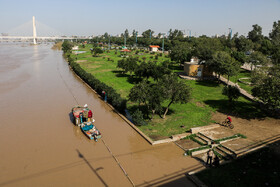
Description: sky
xmin=0 ymin=0 xmax=279 ymax=37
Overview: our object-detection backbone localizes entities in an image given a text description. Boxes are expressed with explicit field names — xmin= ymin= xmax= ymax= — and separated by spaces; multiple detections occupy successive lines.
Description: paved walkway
xmin=216 ymin=74 xmax=261 ymax=102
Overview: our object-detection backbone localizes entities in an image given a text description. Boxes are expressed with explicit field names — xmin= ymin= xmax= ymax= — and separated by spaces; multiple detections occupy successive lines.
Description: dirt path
xmin=211 ymin=112 xmax=280 ymax=143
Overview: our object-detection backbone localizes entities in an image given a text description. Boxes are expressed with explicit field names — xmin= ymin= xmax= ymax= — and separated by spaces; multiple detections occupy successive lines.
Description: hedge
xmin=66 ymin=55 xmax=127 ymax=113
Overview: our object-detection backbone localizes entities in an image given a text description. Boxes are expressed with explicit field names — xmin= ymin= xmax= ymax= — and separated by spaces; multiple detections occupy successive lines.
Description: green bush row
xmin=185 ymin=145 xmax=211 ymax=156
xmin=213 ymin=133 xmax=246 ymax=144
xmin=67 ymin=55 xmax=127 ymax=113
xmin=190 ymin=134 xmax=207 ymax=145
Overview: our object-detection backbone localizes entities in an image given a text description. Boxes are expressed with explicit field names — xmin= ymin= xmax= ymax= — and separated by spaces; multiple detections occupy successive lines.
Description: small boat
xmin=80 ymin=122 xmax=102 ymax=141
xmin=72 ymin=105 xmax=93 ymax=126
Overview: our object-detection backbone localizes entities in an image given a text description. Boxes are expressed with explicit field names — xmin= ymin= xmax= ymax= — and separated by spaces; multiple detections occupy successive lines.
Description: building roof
xmin=149 ymin=45 xmax=160 ymax=48
xmin=121 ymin=49 xmax=131 ymax=52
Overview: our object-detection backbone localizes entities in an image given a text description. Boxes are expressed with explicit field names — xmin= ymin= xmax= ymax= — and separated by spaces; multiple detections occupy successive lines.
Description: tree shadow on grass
xmin=128 ymin=105 xmax=175 ymax=120
xmin=204 ymin=99 xmax=267 ymax=120
xmin=194 ymin=80 xmax=220 ymax=87
xmin=112 ymin=70 xmax=127 ymax=77
xmin=169 ymin=65 xmax=183 ymax=71
xmin=127 ymin=76 xmax=142 ymax=84
xmin=112 ymin=70 xmax=142 ymax=84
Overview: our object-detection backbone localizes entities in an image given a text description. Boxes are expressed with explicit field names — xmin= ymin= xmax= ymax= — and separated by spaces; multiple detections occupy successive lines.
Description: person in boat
xmin=88 ymin=110 xmax=93 ymax=122
xmin=79 ymin=112 xmax=84 ymax=124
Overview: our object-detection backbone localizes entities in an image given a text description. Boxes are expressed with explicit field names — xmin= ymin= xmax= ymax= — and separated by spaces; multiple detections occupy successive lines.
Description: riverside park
xmin=58 ymin=28 xmax=280 ymax=186
xmin=1 ymin=1 xmax=280 ymax=185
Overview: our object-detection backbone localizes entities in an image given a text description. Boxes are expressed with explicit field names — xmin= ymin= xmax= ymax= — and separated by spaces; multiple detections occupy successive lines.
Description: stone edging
xmin=238 ymin=77 xmax=253 ymax=85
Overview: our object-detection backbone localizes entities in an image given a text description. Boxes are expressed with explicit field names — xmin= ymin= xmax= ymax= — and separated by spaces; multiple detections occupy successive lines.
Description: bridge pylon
xmin=33 ymin=16 xmax=37 ymax=45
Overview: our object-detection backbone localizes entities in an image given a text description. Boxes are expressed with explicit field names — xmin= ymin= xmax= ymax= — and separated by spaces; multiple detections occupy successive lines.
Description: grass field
xmin=73 ymin=44 xmax=259 ymax=140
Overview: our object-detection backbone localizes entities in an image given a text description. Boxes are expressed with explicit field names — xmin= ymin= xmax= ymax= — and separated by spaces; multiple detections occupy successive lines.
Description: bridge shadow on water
xmin=76 ymin=149 xmax=108 ymax=187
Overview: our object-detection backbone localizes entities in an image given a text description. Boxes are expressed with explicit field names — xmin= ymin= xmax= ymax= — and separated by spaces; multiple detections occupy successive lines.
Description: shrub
xmin=132 ymin=109 xmax=146 ymax=126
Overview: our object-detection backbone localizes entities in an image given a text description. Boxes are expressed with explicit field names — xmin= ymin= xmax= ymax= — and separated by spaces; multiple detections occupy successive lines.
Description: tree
xmin=103 ymin=32 xmax=109 ymax=40
xmin=223 ymin=59 xmax=240 ymax=83
xmin=232 ymin=50 xmax=247 ymax=65
xmin=269 ymin=20 xmax=280 ymax=45
xmin=62 ymin=40 xmax=73 ymax=53
xmin=194 ymin=37 xmax=224 ymax=61
xmin=159 ymin=74 xmax=191 ymax=118
xmin=168 ymin=29 xmax=184 ymax=41
xmin=132 ymin=109 xmax=146 ymax=126
xmin=222 ymin=85 xmax=240 ymax=105
xmin=252 ymin=65 xmax=280 ymax=112
xmin=117 ymin=57 xmax=138 ymax=76
xmin=269 ymin=20 xmax=280 ymax=64
xmin=209 ymin=51 xmax=239 ymax=83
xmin=128 ymin=80 xmax=150 ymax=106
xmin=248 ymin=51 xmax=268 ymax=71
xmin=248 ymin=24 xmax=264 ymax=44
xmin=142 ymin=29 xmax=154 ymax=39
xmin=126 ymin=57 xmax=138 ymax=76
xmin=170 ymin=42 xmax=192 ymax=64
xmin=147 ymin=84 xmax=164 ymax=119
xmin=235 ymin=35 xmax=253 ymax=52
xmin=92 ymin=47 xmax=103 ymax=57
xmin=260 ymin=38 xmax=273 ymax=56
xmin=124 ymin=29 xmax=129 ymax=39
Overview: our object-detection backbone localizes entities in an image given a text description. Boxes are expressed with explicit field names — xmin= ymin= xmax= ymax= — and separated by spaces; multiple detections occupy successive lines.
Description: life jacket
xmin=88 ymin=110 xmax=92 ymax=118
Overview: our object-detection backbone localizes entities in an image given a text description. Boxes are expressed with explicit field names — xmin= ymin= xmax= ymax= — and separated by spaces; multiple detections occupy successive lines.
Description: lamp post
xmin=136 ymin=31 xmax=138 ymax=47
xmin=109 ymin=34 xmax=111 ymax=50
xmin=187 ymin=29 xmax=191 ymax=40
xmin=228 ymin=28 xmax=232 ymax=40
xmin=162 ymin=33 xmax=165 ymax=55
xmin=124 ymin=34 xmax=126 ymax=47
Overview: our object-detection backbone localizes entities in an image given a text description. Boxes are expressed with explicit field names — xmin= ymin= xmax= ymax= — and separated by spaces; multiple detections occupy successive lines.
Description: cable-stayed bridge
xmin=0 ymin=16 xmax=89 ymax=44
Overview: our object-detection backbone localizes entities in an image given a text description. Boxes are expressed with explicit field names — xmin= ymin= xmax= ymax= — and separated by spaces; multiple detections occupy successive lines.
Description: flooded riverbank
xmin=0 ymin=43 xmax=202 ymax=186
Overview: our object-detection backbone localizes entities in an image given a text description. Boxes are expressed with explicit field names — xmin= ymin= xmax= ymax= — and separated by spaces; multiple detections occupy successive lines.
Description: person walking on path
xmin=206 ymin=148 xmax=214 ymax=166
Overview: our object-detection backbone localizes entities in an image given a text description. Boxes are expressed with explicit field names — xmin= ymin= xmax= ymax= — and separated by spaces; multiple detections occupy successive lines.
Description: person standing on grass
xmin=206 ymin=147 xmax=214 ymax=166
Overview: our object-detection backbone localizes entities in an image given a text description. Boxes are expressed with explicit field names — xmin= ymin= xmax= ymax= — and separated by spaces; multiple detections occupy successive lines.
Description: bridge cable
xmin=101 ymin=139 xmax=135 ymax=187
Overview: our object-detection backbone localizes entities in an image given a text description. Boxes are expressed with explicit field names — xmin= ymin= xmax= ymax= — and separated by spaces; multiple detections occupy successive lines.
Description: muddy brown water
xmin=0 ymin=43 xmax=202 ymax=187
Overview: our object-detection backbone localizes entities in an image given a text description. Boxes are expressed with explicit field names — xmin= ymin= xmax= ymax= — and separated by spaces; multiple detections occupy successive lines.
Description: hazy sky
xmin=0 ymin=0 xmax=279 ymax=37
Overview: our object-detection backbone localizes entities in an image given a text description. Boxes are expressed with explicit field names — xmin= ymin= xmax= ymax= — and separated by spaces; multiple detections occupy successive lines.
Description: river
xmin=0 ymin=43 xmax=202 ymax=186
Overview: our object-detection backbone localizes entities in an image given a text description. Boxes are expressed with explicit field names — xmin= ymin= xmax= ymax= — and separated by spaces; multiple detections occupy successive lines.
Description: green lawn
xmin=73 ymin=44 xmax=261 ymax=140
